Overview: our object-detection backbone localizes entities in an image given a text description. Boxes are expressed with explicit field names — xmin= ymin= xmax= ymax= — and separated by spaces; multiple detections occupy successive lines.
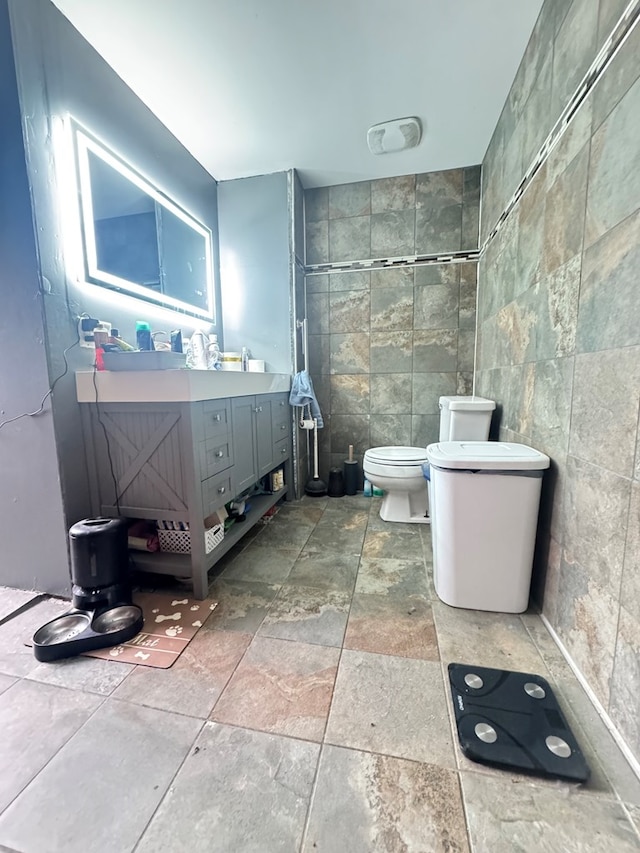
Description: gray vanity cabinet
xmin=80 ymin=390 xmax=291 ymax=599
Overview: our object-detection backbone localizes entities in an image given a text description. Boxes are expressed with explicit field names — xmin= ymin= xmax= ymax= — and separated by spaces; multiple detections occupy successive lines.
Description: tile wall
xmin=476 ymin=0 xmax=640 ymax=764
xmin=304 ymin=169 xmax=481 ymax=480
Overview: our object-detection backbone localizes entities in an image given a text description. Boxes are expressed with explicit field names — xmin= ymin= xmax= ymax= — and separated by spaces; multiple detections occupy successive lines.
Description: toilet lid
xmin=365 ymin=446 xmax=427 ymax=465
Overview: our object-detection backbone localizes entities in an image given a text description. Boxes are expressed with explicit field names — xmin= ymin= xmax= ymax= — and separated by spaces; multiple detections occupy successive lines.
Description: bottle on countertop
xmin=187 ymin=329 xmax=209 ymax=369
xmin=207 ymin=334 xmax=222 ymax=370
xmin=109 ymin=328 xmax=135 ymax=351
xmin=241 ymin=347 xmax=250 ymax=371
xmin=135 ymin=321 xmax=153 ymax=351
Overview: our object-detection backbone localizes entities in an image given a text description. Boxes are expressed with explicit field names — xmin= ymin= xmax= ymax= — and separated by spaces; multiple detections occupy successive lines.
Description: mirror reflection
xmin=75 ymin=124 xmax=215 ymax=319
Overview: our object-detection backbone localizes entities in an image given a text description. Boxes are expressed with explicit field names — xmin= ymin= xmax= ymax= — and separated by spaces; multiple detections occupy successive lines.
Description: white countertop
xmin=76 ymin=369 xmax=291 ymax=403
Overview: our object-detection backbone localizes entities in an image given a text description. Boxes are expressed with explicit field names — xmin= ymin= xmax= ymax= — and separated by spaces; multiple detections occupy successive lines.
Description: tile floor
xmin=0 ymin=495 xmax=639 ymax=852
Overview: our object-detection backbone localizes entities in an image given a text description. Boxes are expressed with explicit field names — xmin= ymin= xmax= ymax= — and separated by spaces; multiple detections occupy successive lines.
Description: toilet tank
xmin=439 ymin=396 xmax=496 ymax=441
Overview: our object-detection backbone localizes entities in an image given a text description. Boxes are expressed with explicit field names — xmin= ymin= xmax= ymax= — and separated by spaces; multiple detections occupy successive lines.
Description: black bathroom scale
xmin=448 ymin=662 xmax=590 ymax=782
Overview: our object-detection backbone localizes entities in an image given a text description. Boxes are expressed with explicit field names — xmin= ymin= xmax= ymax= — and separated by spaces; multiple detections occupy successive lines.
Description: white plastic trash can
xmin=426 ymin=441 xmax=550 ymax=613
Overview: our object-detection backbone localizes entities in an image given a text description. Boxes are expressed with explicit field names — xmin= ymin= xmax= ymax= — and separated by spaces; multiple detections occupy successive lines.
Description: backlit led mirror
xmin=74 ymin=123 xmax=215 ymax=319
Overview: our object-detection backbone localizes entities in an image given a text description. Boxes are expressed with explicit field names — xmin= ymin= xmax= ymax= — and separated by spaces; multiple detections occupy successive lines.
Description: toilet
xmin=363 ymin=396 xmax=496 ymax=524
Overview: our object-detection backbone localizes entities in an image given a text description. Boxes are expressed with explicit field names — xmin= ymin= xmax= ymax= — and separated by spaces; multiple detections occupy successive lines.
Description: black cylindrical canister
xmin=69 ymin=517 xmax=128 ymax=589
xmin=343 ymin=460 xmax=359 ymax=495
xmin=327 ymin=467 xmax=344 ymax=497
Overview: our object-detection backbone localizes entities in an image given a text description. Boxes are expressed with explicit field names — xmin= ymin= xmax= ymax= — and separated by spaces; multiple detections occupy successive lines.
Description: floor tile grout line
xmin=131 ymin=718 xmax=208 ymax=853
xmin=0 ymin=683 xmax=110 ymax=822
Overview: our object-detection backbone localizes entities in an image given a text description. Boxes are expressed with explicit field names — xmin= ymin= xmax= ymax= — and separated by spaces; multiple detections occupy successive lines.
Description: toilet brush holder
xmin=343 ymin=444 xmax=359 ymax=495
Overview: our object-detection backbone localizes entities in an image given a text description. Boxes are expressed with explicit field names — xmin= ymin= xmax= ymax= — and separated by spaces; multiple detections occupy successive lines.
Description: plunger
xmin=304 ymin=418 xmax=327 ymax=496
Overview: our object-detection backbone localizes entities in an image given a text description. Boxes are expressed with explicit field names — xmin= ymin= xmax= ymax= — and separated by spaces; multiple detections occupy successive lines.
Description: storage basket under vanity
xmin=156 ymin=522 xmax=224 ymax=555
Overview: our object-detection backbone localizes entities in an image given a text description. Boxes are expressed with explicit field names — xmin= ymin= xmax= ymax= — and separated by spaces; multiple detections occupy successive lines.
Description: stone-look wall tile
xmin=330 ymin=375 xmax=370 ymax=415
xmin=457 ymin=330 xmax=475 ymax=373
xmin=609 ymin=605 xmax=640 ymax=760
xmin=586 ymin=75 xmax=640 ymax=248
xmin=516 ymin=163 xmax=547 ymax=293
xmin=329 ymin=182 xmax=371 ymax=219
xmin=329 ymin=216 xmax=371 ymax=262
xmin=413 ymin=330 xmax=458 ymax=373
xmin=330 ymin=333 xmax=370 ymax=375
xmin=415 ymin=263 xmax=460 ymax=287
xmin=495 ymin=291 xmax=538 ymax=365
xmin=306 ymin=187 xmax=328 ymax=223
xmin=593 ymin=14 xmax=640 ymax=131
xmin=307 ymin=335 xmax=331 ymax=372
xmin=621 ymin=482 xmax=640 ymax=622
xmin=330 ymin=415 xmax=370 ymax=457
xmin=307 ymin=292 xmax=329 ymax=334
xmin=370 ymin=331 xmax=413 ymax=373
xmin=531 ymin=357 xmax=573 ymax=459
xmin=501 ymin=119 xmax=525 ymax=205
xmin=480 ymin=128 xmax=504 ymax=244
xmin=411 ymin=373 xmax=457 ymax=415
xmin=578 ymin=209 xmax=640 ymax=353
xmin=329 ymin=271 xmax=370 ymax=292
xmin=413 ymin=284 xmax=459 ymax=330
xmin=597 ymin=0 xmax=633 ymax=47
xmin=459 ymin=264 xmax=477 ymax=329
xmin=370 ymin=415 xmax=412 ymax=448
xmin=546 ymin=100 xmax=593 ymax=187
xmin=463 ymin=165 xmax=481 ymax=202
xmin=536 ymin=253 xmax=580 ymax=360
xmin=371 ymin=210 xmax=415 ymax=256
xmin=411 ymin=415 xmax=440 ymax=447
xmin=500 ymin=362 xmax=535 ymax=437
xmin=508 ymin=3 xmax=556 ymax=121
xmin=415 ymin=204 xmax=462 ymax=254
xmin=521 ymin=49 xmax=553 ymax=173
xmin=306 ymin=220 xmax=328 ymax=264
xmin=461 ymin=202 xmax=479 ymax=250
xmin=543 ymin=142 xmax=589 ymax=274
xmin=312 ymin=374 xmax=331 ymax=417
xmin=370 ymin=374 xmax=412 ymax=414
xmin=480 ymin=213 xmax=518 ymax=320
xmin=329 ymin=290 xmax=370 ymax=333
xmin=457 ymin=372 xmax=473 ymax=395
xmin=370 ymin=267 xmax=414 ymax=289
xmin=416 ymin=169 xmax=463 ymax=208
xmin=551 ymin=0 xmax=599 ymax=119
xmin=570 ymin=347 xmax=640 ymax=477
xmin=370 ymin=288 xmax=413 ymax=331
xmin=370 ymin=175 xmax=416 ymax=213
xmin=562 ymin=455 xmax=631 ymax=593
xmin=306 ymin=273 xmax=328 ymax=294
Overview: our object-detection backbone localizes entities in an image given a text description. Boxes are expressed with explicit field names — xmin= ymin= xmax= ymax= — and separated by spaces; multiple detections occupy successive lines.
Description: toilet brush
xmin=304 ymin=418 xmax=327 ymax=496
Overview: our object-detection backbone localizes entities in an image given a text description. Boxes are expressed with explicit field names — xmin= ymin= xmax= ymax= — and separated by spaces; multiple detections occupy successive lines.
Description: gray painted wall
xmin=0 ymin=0 xmax=69 ymax=591
xmin=217 ymin=172 xmax=295 ymax=376
xmin=3 ymin=0 xmax=220 ymax=593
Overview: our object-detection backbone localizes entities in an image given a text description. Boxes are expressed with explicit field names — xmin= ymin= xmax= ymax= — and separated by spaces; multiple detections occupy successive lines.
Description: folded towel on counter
xmin=289 ymin=370 xmax=324 ymax=428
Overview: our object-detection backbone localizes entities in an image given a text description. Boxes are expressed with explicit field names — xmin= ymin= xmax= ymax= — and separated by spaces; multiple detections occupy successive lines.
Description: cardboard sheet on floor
xmin=448 ymin=662 xmax=590 ymax=782
xmin=82 ymin=592 xmax=218 ymax=669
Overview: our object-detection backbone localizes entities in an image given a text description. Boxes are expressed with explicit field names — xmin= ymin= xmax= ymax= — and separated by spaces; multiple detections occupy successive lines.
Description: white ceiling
xmin=50 ymin=0 xmax=543 ymax=188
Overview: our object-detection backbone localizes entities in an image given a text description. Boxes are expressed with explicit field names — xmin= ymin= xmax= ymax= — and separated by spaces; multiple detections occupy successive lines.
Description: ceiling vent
xmin=367 ymin=117 xmax=422 ymax=155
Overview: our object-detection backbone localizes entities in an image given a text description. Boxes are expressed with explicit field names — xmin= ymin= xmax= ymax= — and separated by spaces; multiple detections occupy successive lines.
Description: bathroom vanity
xmin=76 ymin=370 xmax=292 ymax=598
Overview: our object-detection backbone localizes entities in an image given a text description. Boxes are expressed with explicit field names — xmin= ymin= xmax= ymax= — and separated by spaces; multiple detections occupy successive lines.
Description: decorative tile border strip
xmin=480 ymin=0 xmax=640 ymax=254
xmin=305 ymin=248 xmax=480 ymax=276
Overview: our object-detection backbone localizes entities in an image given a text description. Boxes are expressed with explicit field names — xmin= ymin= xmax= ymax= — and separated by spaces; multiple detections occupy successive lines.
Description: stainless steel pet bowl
xmin=33 ymin=613 xmax=91 ymax=645
xmin=92 ymin=605 xmax=142 ymax=634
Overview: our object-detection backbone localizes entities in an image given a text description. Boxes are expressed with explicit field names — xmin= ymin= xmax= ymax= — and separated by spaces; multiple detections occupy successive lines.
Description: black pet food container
xmin=69 ymin=517 xmax=128 ymax=588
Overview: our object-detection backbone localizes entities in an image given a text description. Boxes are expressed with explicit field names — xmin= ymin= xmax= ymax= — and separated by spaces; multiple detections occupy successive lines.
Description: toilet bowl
xmin=363 ymin=446 xmax=430 ymax=524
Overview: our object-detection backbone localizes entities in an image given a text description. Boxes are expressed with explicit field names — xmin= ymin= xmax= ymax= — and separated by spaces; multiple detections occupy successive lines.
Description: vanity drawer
xmin=199 ymin=436 xmax=233 ymax=481
xmin=271 ymin=394 xmax=291 ymax=439
xmin=202 ymin=469 xmax=233 ymax=516
xmin=202 ymin=399 xmax=231 ymax=439
xmin=273 ymin=436 xmax=290 ymax=462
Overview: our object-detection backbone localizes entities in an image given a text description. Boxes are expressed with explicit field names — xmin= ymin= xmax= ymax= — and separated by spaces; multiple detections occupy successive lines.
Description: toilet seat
xmin=364 ymin=446 xmax=428 ymax=466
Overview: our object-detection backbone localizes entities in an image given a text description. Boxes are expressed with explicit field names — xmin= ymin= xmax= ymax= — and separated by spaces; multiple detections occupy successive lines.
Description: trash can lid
xmin=439 ymin=395 xmax=496 ymax=412
xmin=426 ymin=441 xmax=550 ymax=470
